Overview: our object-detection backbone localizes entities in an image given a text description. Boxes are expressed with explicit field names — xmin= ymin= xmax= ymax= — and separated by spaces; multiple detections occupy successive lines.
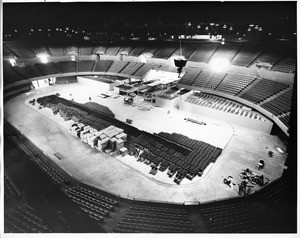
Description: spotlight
xmin=9 ymin=58 xmax=17 ymax=66
xmin=37 ymin=54 xmax=48 ymax=64
xmin=209 ymin=58 xmax=230 ymax=72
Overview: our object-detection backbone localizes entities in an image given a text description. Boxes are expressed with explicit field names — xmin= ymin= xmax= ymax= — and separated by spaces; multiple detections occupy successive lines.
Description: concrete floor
xmin=4 ymin=83 xmax=288 ymax=203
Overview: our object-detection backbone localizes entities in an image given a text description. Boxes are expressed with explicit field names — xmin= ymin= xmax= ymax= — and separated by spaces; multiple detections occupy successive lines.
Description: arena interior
xmin=2 ymin=1 xmax=298 ymax=235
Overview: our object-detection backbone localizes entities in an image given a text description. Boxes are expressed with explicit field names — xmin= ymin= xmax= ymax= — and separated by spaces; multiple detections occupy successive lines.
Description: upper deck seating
xmin=117 ymin=45 xmax=135 ymax=55
xmin=35 ymin=62 xmax=61 ymax=75
xmin=250 ymin=44 xmax=290 ymax=66
xmin=48 ymin=43 xmax=65 ymax=57
xmin=93 ymin=60 xmax=113 ymax=72
xmin=153 ymin=42 xmax=178 ymax=59
xmin=3 ymin=61 xmax=27 ymax=84
xmin=172 ymin=42 xmax=199 ymax=59
xmin=119 ymin=62 xmax=141 ymax=75
xmin=92 ymin=44 xmax=108 ymax=55
xmin=57 ymin=61 xmax=76 ymax=73
xmin=78 ymin=44 xmax=93 ymax=55
xmin=77 ymin=60 xmax=95 ymax=72
xmin=65 ymin=45 xmax=79 ymax=55
xmin=4 ymin=42 xmax=37 ymax=59
xmin=271 ymin=55 xmax=296 ymax=73
xmin=188 ymin=43 xmax=219 ymax=63
xmin=108 ymin=61 xmax=128 ymax=73
xmin=13 ymin=64 xmax=44 ymax=79
xmin=105 ymin=44 xmax=122 ymax=56
xmin=209 ymin=43 xmax=243 ymax=62
xmin=231 ymin=44 xmax=262 ymax=67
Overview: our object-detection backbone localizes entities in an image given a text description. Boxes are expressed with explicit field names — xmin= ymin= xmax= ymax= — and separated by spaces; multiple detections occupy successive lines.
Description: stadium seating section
xmin=204 ymin=72 xmax=227 ymax=90
xmin=105 ymin=44 xmax=122 ymax=56
xmin=185 ymin=92 xmax=269 ymax=122
xmin=108 ymin=61 xmax=129 ymax=73
xmin=177 ymin=68 xmax=201 ymax=86
xmin=192 ymin=70 xmax=214 ymax=88
xmin=153 ymin=42 xmax=178 ymax=59
xmin=3 ymin=40 xmax=294 ymax=130
xmin=271 ymin=55 xmax=296 ymax=73
xmin=209 ymin=43 xmax=243 ymax=62
xmin=114 ymin=204 xmax=193 ymax=233
xmin=230 ymin=44 xmax=262 ymax=67
xmin=188 ymin=43 xmax=219 ymax=63
xmin=215 ymin=73 xmax=256 ymax=95
xmin=240 ymin=79 xmax=289 ymax=104
xmin=57 ymin=61 xmax=77 ymax=73
xmin=3 ymin=41 xmax=295 ymax=71
xmin=4 ymin=120 xmax=294 ymax=233
xmin=77 ymin=60 xmax=95 ymax=72
xmin=200 ymin=199 xmax=270 ymax=232
xmin=36 ymin=62 xmax=61 ymax=75
xmin=3 ymin=61 xmax=26 ymax=84
xmin=94 ymin=60 xmax=113 ymax=72
xmin=5 ymin=203 xmax=51 ymax=233
xmin=119 ymin=62 xmax=143 ymax=75
xmin=260 ymin=88 xmax=293 ymax=116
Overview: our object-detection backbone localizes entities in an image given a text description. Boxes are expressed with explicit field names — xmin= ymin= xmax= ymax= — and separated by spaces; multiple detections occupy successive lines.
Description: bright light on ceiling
xmin=37 ymin=54 xmax=48 ymax=64
xmin=9 ymin=58 xmax=16 ymax=66
xmin=209 ymin=58 xmax=230 ymax=72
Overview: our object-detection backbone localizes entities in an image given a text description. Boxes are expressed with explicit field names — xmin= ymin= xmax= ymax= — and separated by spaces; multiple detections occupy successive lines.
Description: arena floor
xmin=4 ymin=83 xmax=288 ymax=203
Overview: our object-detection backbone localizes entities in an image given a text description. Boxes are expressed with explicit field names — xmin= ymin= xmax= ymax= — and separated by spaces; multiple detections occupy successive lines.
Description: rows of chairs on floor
xmin=5 ymin=204 xmax=51 ymax=233
xmin=84 ymin=102 xmax=115 ymax=118
xmin=128 ymin=131 xmax=221 ymax=184
xmin=185 ymin=93 xmax=269 ymax=122
xmin=200 ymin=200 xmax=270 ymax=233
xmin=157 ymin=88 xmax=180 ymax=99
xmin=37 ymin=95 xmax=112 ymax=128
xmin=114 ymin=204 xmax=193 ymax=233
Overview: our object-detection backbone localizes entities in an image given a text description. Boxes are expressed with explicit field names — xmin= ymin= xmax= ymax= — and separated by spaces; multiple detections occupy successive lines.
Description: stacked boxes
xmin=70 ymin=123 xmax=85 ymax=137
xmin=116 ymin=132 xmax=127 ymax=142
xmin=69 ymin=123 xmax=127 ymax=152
xmin=116 ymin=138 xmax=124 ymax=150
xmin=97 ymin=137 xmax=109 ymax=151
xmin=109 ymin=137 xmax=117 ymax=150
